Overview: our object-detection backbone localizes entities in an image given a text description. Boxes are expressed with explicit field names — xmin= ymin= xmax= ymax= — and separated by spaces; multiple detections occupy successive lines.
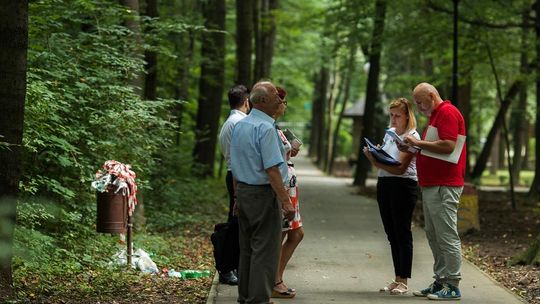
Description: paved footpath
xmin=208 ymin=154 xmax=524 ymax=304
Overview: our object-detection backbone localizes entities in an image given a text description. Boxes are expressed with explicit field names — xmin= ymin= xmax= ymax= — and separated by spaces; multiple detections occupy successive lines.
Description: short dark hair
xmin=228 ymin=85 xmax=249 ymax=109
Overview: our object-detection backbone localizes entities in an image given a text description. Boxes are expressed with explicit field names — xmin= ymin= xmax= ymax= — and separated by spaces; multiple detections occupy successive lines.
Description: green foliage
xmin=11 ymin=1 xmax=226 ymax=302
xmin=337 ymin=125 xmax=353 ymax=157
xmin=13 ymin=175 xmax=226 ymax=302
xmin=145 ymin=144 xmax=228 ymax=231
xmin=23 ymin=0 xmax=177 ymax=204
xmin=13 ymin=0 xmax=540 ymax=302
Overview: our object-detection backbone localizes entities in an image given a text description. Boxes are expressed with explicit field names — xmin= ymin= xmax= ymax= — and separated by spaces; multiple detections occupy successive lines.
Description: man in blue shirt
xmin=230 ymin=81 xmax=295 ymax=304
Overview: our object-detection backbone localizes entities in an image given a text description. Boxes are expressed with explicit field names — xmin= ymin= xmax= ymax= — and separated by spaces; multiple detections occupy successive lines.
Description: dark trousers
xmin=237 ymin=183 xmax=281 ymax=304
xmin=226 ymin=170 xmax=235 ymax=222
xmin=377 ymin=176 xmax=418 ymax=278
xmin=223 ymin=170 xmax=239 ymax=274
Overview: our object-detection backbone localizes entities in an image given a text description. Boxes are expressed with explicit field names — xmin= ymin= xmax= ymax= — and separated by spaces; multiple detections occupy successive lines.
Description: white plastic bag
xmin=133 ymin=248 xmax=159 ymax=274
xmin=109 ymin=248 xmax=159 ymax=274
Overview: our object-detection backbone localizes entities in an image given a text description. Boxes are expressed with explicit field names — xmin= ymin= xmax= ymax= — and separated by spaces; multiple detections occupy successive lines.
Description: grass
xmin=480 ymin=170 xmax=534 ymax=187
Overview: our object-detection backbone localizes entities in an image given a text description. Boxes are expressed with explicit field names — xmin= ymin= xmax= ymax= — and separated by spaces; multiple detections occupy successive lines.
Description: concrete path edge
xmin=206 ymin=272 xmax=219 ymax=304
xmin=463 ymin=256 xmax=526 ymax=303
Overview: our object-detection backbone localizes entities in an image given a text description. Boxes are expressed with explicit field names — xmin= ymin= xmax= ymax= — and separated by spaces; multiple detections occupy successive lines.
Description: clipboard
xmin=385 ymin=128 xmax=421 ymax=153
xmin=364 ymin=137 xmax=401 ymax=166
xmin=420 ymin=126 xmax=465 ymax=164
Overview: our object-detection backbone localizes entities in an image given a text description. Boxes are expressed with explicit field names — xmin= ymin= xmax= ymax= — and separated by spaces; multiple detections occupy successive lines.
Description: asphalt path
xmin=208 ymin=154 xmax=523 ymax=304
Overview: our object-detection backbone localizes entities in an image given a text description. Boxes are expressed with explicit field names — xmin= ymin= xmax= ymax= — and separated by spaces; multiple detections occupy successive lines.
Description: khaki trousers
xmin=421 ymin=186 xmax=463 ymax=287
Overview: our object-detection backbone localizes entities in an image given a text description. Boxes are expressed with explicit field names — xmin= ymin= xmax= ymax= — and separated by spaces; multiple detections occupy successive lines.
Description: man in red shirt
xmin=404 ymin=82 xmax=466 ymax=301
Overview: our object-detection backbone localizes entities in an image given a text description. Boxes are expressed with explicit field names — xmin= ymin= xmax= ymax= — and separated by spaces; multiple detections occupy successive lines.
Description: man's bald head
xmin=412 ymin=82 xmax=443 ymax=116
xmin=249 ymin=80 xmax=281 ymax=116
xmin=413 ymin=82 xmax=440 ymax=99
xmin=250 ymin=81 xmax=275 ymax=104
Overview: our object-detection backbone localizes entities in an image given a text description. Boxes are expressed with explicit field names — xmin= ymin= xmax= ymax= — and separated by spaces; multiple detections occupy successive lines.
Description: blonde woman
xmin=363 ymin=97 xmax=420 ymax=295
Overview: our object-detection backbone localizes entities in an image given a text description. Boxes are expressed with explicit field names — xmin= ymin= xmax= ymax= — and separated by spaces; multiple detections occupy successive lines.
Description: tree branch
xmin=426 ymin=0 xmax=533 ymax=29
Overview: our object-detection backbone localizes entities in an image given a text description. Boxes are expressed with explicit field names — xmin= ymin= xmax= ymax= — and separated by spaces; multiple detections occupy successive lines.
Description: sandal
xmin=390 ymin=282 xmax=409 ymax=295
xmin=272 ymin=280 xmax=296 ymax=298
xmin=274 ymin=280 xmax=296 ymax=293
xmin=271 ymin=289 xmax=296 ymax=298
xmin=379 ymin=281 xmax=398 ymax=293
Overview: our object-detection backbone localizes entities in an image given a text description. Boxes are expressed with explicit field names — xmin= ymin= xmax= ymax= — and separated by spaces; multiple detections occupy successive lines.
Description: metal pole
xmin=126 ymin=198 xmax=133 ymax=267
xmin=452 ymin=0 xmax=459 ymax=106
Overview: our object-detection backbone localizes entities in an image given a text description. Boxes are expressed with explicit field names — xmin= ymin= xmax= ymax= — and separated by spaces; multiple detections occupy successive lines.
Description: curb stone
xmin=205 ymin=272 xmax=219 ymax=304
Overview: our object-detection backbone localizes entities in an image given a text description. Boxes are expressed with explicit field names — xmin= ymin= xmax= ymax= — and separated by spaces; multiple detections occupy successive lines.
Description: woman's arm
xmin=363 ymin=147 xmax=415 ymax=175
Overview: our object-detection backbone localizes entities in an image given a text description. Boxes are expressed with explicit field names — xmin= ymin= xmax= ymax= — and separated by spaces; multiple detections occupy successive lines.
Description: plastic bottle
xmin=168 ymin=269 xmax=183 ymax=278
xmin=180 ymin=270 xmax=212 ymax=279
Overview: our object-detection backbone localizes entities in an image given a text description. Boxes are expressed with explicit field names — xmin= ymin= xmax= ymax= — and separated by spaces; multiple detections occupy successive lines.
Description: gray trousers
xmin=236 ymin=183 xmax=282 ymax=304
xmin=422 ymin=186 xmax=463 ymax=287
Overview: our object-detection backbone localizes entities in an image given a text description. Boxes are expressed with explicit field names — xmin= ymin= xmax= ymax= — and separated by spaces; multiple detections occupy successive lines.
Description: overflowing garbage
xmin=96 ymin=160 xmax=212 ymax=279
xmin=91 ymin=160 xmax=138 ymax=216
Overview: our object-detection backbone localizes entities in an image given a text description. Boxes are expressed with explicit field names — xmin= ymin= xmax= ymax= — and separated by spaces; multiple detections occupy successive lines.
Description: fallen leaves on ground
xmin=462 ymin=197 xmax=540 ymax=304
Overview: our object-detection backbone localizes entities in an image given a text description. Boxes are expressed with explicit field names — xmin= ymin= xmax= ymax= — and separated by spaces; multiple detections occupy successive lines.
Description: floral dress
xmin=277 ymin=129 xmax=302 ymax=231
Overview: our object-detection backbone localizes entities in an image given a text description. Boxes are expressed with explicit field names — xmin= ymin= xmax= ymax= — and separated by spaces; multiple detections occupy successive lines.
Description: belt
xmin=238 ymin=182 xmax=271 ymax=187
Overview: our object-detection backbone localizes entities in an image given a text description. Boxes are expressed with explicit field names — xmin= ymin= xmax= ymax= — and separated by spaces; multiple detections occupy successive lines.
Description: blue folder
xmin=364 ymin=137 xmax=401 ymax=166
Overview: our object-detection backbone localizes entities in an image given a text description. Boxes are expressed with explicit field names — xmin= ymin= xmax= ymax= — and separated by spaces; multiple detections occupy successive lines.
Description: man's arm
xmin=266 ymin=166 xmax=295 ymax=221
xmin=404 ymin=135 xmax=455 ymax=154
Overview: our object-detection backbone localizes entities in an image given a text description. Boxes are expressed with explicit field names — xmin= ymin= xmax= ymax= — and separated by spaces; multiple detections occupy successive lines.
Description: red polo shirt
xmin=417 ymin=101 xmax=466 ymax=187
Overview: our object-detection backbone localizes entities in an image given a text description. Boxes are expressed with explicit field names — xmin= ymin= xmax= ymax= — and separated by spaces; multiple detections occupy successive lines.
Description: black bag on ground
xmin=211 ymin=217 xmax=239 ymax=273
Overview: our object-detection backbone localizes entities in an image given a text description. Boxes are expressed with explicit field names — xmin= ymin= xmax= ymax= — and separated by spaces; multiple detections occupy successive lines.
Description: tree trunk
xmin=490 ymin=131 xmax=500 ymax=175
xmin=528 ymin=0 xmax=540 ymax=198
xmin=309 ymin=67 xmax=329 ymax=162
xmin=470 ymin=80 xmax=521 ymax=179
xmin=511 ymin=9 xmax=531 ymax=184
xmin=143 ymin=0 xmax=158 ymax=100
xmin=252 ymin=0 xmax=261 ymax=81
xmin=315 ymin=68 xmax=329 ymax=167
xmin=253 ymin=0 xmax=277 ymax=81
xmin=498 ymin=131 xmax=505 ymax=169
xmin=458 ymin=75 xmax=472 ymax=178
xmin=192 ymin=0 xmax=226 ymax=177
xmin=353 ymin=0 xmax=387 ymax=187
xmin=235 ymin=0 xmax=253 ymax=86
xmin=119 ymin=0 xmax=144 ymax=95
xmin=120 ymin=0 xmax=140 ymax=30
xmin=328 ymin=44 xmax=357 ymax=174
xmin=174 ymin=31 xmax=195 ymax=146
xmin=308 ymin=72 xmax=319 ymax=157
xmin=323 ymin=63 xmax=339 ymax=172
xmin=0 ymin=0 xmax=27 ymax=298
